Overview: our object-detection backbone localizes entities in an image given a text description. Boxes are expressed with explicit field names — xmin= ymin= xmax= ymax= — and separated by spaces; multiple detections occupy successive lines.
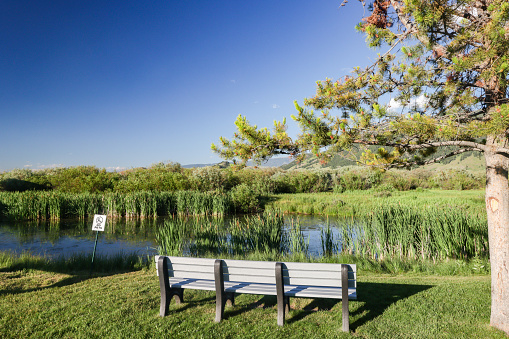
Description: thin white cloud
xmin=388 ymin=94 xmax=428 ymax=112
xmin=106 ymin=166 xmax=127 ymax=172
xmin=35 ymin=164 xmax=65 ymax=170
xmin=272 ymin=104 xmax=280 ymax=109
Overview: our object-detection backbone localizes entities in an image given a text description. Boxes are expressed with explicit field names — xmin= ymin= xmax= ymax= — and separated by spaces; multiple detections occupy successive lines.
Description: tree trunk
xmin=485 ymin=136 xmax=509 ymax=334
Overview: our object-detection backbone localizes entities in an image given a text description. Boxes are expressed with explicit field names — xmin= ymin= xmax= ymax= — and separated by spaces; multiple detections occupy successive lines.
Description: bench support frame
xmin=275 ymin=262 xmax=289 ymax=326
xmin=341 ymin=264 xmax=349 ymax=332
xmin=158 ymin=256 xmax=184 ymax=317
xmin=214 ymin=259 xmax=235 ymax=322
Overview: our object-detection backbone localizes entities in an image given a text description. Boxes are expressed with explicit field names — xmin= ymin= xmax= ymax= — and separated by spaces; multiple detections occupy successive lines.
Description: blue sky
xmin=0 ymin=0 xmax=378 ymax=171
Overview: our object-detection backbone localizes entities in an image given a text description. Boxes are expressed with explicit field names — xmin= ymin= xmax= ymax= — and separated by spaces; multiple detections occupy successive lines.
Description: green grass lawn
xmin=0 ymin=264 xmax=505 ymax=338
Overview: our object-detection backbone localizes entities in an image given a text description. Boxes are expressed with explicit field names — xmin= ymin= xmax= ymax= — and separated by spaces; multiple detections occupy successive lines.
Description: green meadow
xmin=265 ymin=189 xmax=485 ymax=217
xmin=0 ymin=253 xmax=504 ymax=338
xmin=0 ymin=166 xmax=499 ymax=337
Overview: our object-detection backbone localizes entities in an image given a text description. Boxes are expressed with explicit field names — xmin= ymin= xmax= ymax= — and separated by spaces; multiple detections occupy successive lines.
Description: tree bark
xmin=485 ymin=135 xmax=509 ymax=334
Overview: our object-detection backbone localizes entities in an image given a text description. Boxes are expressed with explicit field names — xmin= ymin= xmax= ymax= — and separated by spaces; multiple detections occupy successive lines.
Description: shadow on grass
xmin=222 ymin=281 xmax=432 ymax=329
xmin=0 ymin=274 xmax=90 ymax=297
xmin=0 ymin=253 xmax=149 ymax=297
xmin=223 ymin=295 xmax=278 ymax=319
xmin=350 ymin=282 xmax=432 ymax=330
xmin=285 ymin=298 xmax=340 ymax=325
xmin=168 ymin=295 xmax=216 ymax=314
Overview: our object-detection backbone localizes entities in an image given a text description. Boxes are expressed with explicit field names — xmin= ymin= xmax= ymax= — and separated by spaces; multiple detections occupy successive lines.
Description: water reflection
xmin=0 ymin=215 xmax=352 ymax=258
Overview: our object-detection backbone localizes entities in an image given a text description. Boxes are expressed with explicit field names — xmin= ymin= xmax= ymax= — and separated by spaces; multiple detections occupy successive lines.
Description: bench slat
xmin=168 ymin=263 xmax=215 ymax=274
xmin=283 ymin=277 xmax=356 ymax=288
xmin=163 ymin=256 xmax=217 ymax=266
xmin=224 ymin=282 xmax=277 ymax=295
xmin=168 ymin=279 xmax=356 ymax=299
xmin=169 ymin=270 xmax=215 ymax=280
xmin=283 ymin=269 xmax=356 ymax=280
xmin=222 ymin=259 xmax=276 ymax=270
xmin=169 ymin=278 xmax=216 ymax=291
xmin=225 ymin=274 xmax=275 ymax=285
xmin=284 ymin=286 xmax=357 ymax=299
xmin=283 ymin=262 xmax=356 ymax=273
xmin=223 ymin=267 xmax=274 ymax=278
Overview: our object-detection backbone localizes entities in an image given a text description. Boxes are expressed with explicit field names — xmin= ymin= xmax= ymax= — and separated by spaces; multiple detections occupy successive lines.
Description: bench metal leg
xmin=158 ymin=257 xmax=185 ymax=317
xmin=275 ymin=262 xmax=286 ymax=326
xmin=341 ymin=264 xmax=349 ymax=332
xmin=214 ymin=259 xmax=225 ymax=323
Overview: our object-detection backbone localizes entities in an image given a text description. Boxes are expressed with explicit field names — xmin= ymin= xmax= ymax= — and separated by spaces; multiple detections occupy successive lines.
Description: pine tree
xmin=212 ymin=1 xmax=509 ymax=332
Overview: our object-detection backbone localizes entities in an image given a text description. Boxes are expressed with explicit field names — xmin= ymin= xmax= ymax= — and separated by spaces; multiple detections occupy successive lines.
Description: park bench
xmin=155 ymin=255 xmax=357 ymax=331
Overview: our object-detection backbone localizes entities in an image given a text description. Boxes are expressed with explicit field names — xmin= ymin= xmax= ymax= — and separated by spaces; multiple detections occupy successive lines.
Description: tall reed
xmin=156 ymin=218 xmax=188 ymax=256
xmin=356 ymin=205 xmax=488 ymax=261
xmin=286 ymin=218 xmax=309 ymax=257
xmin=156 ymin=211 xmax=285 ymax=257
xmin=320 ymin=219 xmax=338 ymax=257
xmin=0 ymin=190 xmax=233 ymax=221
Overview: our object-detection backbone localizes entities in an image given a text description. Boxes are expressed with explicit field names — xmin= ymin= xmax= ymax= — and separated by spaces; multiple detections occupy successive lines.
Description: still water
xmin=0 ymin=215 xmax=348 ymax=258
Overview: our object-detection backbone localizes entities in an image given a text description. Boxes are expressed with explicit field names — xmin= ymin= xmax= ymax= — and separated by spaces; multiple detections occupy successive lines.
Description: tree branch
xmin=385 ymin=147 xmax=484 ymax=168
xmin=390 ymin=0 xmax=448 ymax=57
xmin=353 ymin=139 xmax=488 ymax=152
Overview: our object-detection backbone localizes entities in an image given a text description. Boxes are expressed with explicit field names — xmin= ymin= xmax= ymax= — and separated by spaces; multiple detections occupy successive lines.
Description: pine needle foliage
xmin=213 ymin=1 xmax=509 ymax=168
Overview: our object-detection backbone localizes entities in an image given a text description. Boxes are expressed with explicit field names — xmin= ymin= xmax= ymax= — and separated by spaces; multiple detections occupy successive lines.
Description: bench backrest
xmin=281 ymin=261 xmax=356 ymax=290
xmin=156 ymin=255 xmax=216 ymax=280
xmin=156 ymin=256 xmax=277 ymax=284
xmin=156 ymin=255 xmax=356 ymax=290
xmin=222 ymin=258 xmax=280 ymax=284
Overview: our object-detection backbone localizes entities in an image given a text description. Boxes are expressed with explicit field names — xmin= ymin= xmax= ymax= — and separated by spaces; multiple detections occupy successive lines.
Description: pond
xmin=0 ymin=215 xmax=349 ymax=258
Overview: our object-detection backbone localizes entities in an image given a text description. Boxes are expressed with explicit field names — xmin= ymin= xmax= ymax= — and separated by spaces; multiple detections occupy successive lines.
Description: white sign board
xmin=92 ymin=214 xmax=107 ymax=232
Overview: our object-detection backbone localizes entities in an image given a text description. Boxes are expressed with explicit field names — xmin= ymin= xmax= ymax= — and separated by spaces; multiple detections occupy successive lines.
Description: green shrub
xmin=0 ymin=168 xmax=52 ymax=192
xmin=428 ymin=170 xmax=484 ymax=190
xmin=189 ymin=166 xmax=234 ymax=191
xmin=114 ymin=163 xmax=190 ymax=192
xmin=48 ymin=166 xmax=117 ymax=192
xmin=230 ymin=183 xmax=259 ymax=213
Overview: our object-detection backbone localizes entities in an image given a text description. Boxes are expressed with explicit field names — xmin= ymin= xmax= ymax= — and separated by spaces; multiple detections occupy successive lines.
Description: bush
xmin=189 ymin=166 xmax=234 ymax=191
xmin=335 ymin=169 xmax=381 ymax=192
xmin=47 ymin=166 xmax=117 ymax=192
xmin=114 ymin=167 xmax=190 ymax=192
xmin=0 ymin=169 xmax=52 ymax=192
xmin=428 ymin=170 xmax=484 ymax=190
xmin=230 ymin=183 xmax=259 ymax=213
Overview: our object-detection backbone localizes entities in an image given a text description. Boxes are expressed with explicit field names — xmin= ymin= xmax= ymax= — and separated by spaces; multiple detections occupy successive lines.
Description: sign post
xmin=90 ymin=214 xmax=107 ymax=276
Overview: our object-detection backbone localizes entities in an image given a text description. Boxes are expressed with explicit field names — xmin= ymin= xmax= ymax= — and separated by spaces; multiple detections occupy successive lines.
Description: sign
xmin=92 ymin=214 xmax=107 ymax=232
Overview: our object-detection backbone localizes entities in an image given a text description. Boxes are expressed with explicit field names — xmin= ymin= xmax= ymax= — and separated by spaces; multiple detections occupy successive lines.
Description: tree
xmin=212 ymin=0 xmax=509 ymax=333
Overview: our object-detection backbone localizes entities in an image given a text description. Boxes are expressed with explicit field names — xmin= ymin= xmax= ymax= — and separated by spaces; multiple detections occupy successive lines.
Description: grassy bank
xmin=265 ymin=189 xmax=486 ymax=217
xmin=0 ymin=253 xmax=504 ymax=338
xmin=0 ymin=186 xmax=486 ymax=221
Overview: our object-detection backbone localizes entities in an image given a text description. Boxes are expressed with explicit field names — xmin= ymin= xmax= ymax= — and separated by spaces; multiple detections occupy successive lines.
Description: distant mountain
xmin=281 ymin=149 xmax=485 ymax=172
xmin=183 ymin=149 xmax=485 ymax=172
xmin=182 ymin=157 xmax=293 ymax=169
xmin=182 ymin=163 xmax=215 ymax=169
xmin=246 ymin=157 xmax=293 ymax=168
